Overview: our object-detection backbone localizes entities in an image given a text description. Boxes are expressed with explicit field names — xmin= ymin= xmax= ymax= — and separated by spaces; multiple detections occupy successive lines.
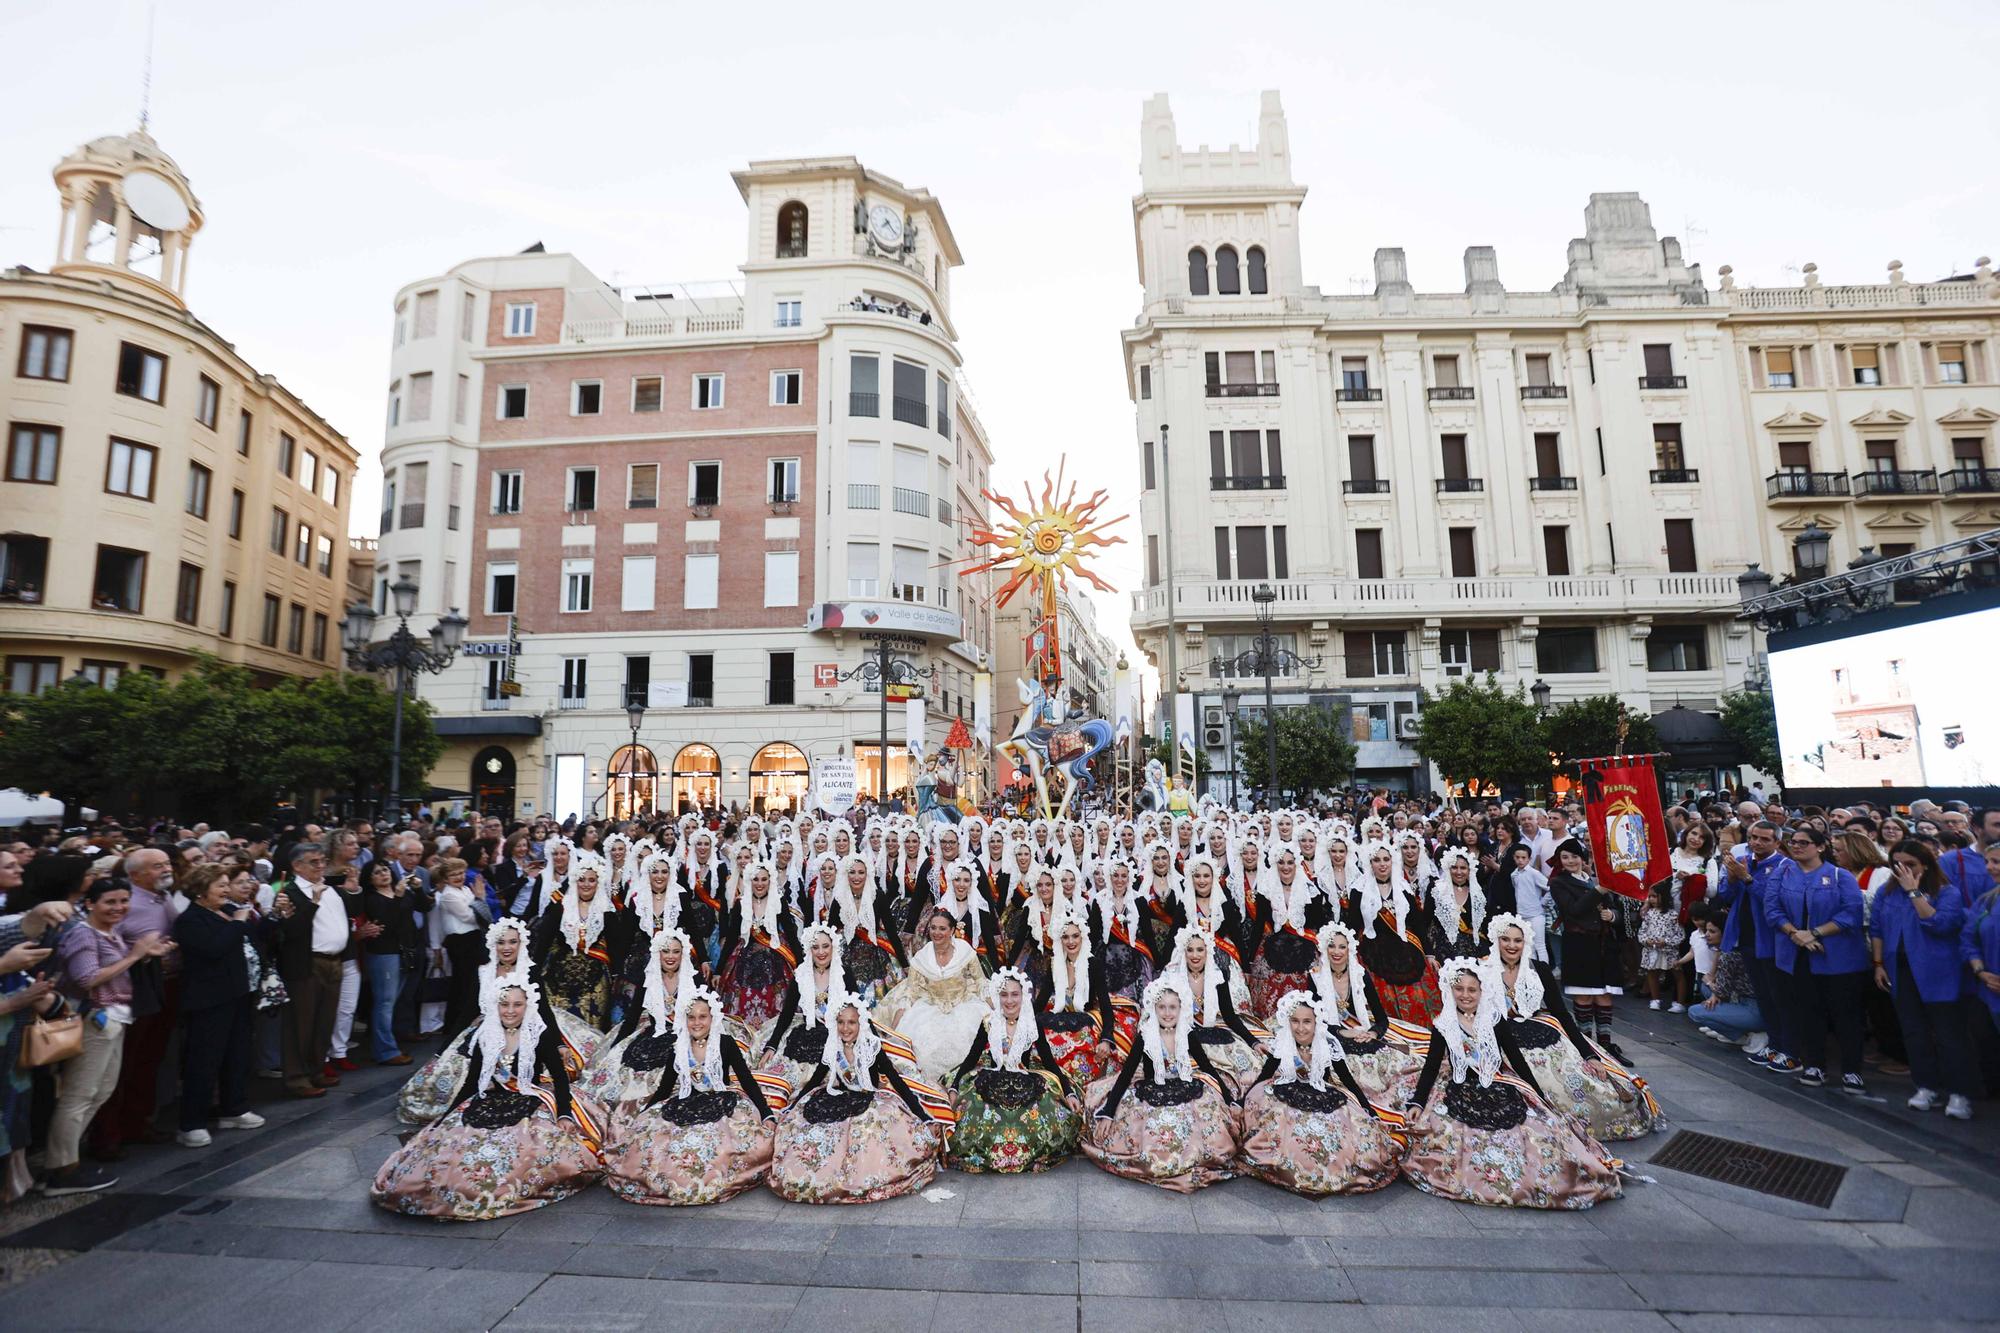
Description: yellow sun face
xmin=959 ymin=465 xmax=1126 ymax=609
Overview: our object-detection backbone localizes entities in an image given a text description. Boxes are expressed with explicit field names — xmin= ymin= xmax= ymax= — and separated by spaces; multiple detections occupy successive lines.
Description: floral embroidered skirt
xmin=945 ymin=1067 xmax=1079 ymax=1174
xmin=1081 ymin=1075 xmax=1237 ymax=1194
xmin=602 ymin=1090 xmax=774 ymax=1206
xmin=768 ymin=1087 xmax=942 ymax=1204
xmin=1373 ymin=959 xmax=1444 ymax=1027
xmin=1506 ymin=1018 xmax=1660 ymax=1143
xmin=1247 ymin=933 xmax=1319 ymax=1022
xmin=543 ymin=952 xmax=613 ymax=1033
xmin=1400 ymin=1077 xmax=1622 ymax=1210
xmin=1040 ymin=1012 xmax=1119 ymax=1086
xmin=398 ymin=1010 xmax=602 ymax=1126
xmin=718 ymin=943 xmax=793 ymax=1031
xmin=841 ymin=937 xmax=906 ymax=1007
xmin=1332 ymin=1033 xmax=1423 ymax=1108
xmin=371 ymin=1091 xmax=604 ymax=1220
xmin=1189 ymin=1025 xmax=1262 ymax=1098
xmin=1236 ymin=1080 xmax=1402 ymax=1197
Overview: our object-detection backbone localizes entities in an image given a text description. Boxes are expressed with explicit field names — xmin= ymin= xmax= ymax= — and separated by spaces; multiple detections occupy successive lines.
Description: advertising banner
xmin=811 ymin=759 xmax=858 ymax=815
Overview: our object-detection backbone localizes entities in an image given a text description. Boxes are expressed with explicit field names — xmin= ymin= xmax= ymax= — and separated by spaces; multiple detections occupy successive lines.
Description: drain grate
xmin=1648 ymin=1130 xmax=1847 ymax=1208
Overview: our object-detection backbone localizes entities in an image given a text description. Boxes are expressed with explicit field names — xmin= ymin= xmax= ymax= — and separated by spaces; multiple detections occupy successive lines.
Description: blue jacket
xmin=1871 ymin=881 xmax=1969 ymax=1003
xmin=1963 ymin=890 xmax=2000 ymax=1018
xmin=1718 ymin=851 xmax=1790 ymax=958
xmin=1940 ymin=847 xmax=1995 ymax=902
xmin=1764 ymin=862 xmax=1866 ymax=974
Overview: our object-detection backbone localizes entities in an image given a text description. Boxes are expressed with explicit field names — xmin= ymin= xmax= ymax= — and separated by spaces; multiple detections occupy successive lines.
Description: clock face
xmin=485 ymin=757 xmax=503 ymax=774
xmin=868 ymin=204 xmax=904 ymax=249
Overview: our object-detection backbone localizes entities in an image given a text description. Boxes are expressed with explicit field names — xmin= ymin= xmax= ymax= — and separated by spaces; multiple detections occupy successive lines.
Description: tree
xmin=247 ymin=673 xmax=444 ymax=807
xmin=1233 ymin=706 xmax=1357 ymax=800
xmin=1719 ymin=688 xmax=1781 ymax=782
xmin=1148 ymin=737 xmax=1210 ymax=777
xmin=0 ymin=675 xmax=145 ymax=817
xmin=1541 ymin=695 xmax=1662 ymax=770
xmin=1413 ymin=677 xmax=1550 ymax=793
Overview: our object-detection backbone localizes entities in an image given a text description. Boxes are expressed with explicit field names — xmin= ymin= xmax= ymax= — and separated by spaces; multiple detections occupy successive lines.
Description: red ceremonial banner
xmin=1574 ymin=754 xmax=1668 ymax=901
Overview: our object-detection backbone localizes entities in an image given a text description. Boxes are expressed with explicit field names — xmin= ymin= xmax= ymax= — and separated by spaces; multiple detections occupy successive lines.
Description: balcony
xmin=480 ymin=695 xmax=513 ymax=712
xmin=892 ymin=395 xmax=928 ymax=426
xmin=1336 ymin=387 xmax=1381 ymax=402
xmin=1941 ymin=466 xmax=2000 ymax=496
xmin=1342 ymin=479 xmax=1389 ymax=494
xmin=1205 ymin=382 xmax=1280 ymax=398
xmin=892 ymin=487 xmax=931 ymax=517
xmin=1528 ymin=476 xmax=1578 ymax=492
xmin=1210 ymin=474 xmax=1286 ymax=491
xmin=1638 ymin=375 xmax=1688 ymax=390
xmin=1520 ymin=385 xmax=1568 ymax=400
xmin=849 ymin=391 xmax=879 ymax=417
xmin=558 ymin=696 xmax=588 ymax=711
xmin=1851 ymin=469 xmax=1940 ymax=499
xmin=846 ymin=483 xmax=879 ymax=510
xmin=1129 ymin=572 xmax=1741 ymax=626
xmin=1435 ymin=477 xmax=1485 ymax=493
xmin=1766 ymin=471 xmax=1851 ymax=500
xmin=1428 ymin=386 xmax=1475 ymax=402
xmin=1651 ymin=468 xmax=1701 ymax=484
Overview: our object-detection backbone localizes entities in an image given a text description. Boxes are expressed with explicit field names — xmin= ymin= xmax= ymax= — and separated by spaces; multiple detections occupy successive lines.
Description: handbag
xmin=19 ymin=1010 xmax=84 ymax=1070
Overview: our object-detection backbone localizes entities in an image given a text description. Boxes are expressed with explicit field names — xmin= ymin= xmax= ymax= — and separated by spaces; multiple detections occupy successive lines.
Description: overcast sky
xmin=4 ymin=0 xmax=1992 ymax=670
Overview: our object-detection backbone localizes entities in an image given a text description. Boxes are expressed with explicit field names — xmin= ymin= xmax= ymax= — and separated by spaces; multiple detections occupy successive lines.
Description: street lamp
xmin=1221 ymin=688 xmax=1240 ymax=809
xmin=623 ymin=698 xmax=647 ymax=819
xmin=1210 ymin=582 xmax=1321 ymax=809
xmin=1792 ymin=522 xmax=1832 ymax=579
xmin=1530 ymin=677 xmax=1552 ymax=715
xmin=835 ymin=640 xmax=938 ymax=813
xmin=339 ymin=578 xmax=466 ymax=824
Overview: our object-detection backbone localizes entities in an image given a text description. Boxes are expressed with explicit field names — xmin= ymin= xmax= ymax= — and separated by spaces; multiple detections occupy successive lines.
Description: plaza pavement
xmin=2 ymin=1005 xmax=1997 ymax=1332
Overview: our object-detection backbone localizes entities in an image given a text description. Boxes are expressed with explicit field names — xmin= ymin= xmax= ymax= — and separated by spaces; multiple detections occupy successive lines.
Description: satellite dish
xmin=122 ymin=170 xmax=189 ymax=232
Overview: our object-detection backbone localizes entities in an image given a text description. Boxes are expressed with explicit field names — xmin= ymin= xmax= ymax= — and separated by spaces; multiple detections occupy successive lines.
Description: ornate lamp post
xmin=1530 ymin=677 xmax=1552 ymax=716
xmin=624 ymin=697 xmax=647 ymax=818
xmin=339 ymin=578 xmax=466 ymax=823
xmin=836 ymin=641 xmax=937 ymax=813
xmin=1209 ymin=583 xmax=1321 ymax=807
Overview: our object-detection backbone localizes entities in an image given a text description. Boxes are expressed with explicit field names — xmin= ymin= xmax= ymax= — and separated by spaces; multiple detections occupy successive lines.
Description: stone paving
xmin=3 ymin=1007 xmax=1997 ymax=1331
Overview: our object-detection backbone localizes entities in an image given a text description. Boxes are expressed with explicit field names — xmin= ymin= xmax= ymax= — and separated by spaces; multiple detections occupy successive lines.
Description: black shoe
xmin=1797 ymin=1066 xmax=1826 ymax=1088
xmin=42 ymin=1163 xmax=119 ymax=1197
xmin=1601 ymin=1041 xmax=1630 ymax=1064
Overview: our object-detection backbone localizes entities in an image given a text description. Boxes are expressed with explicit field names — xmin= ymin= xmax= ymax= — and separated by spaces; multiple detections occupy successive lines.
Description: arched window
xmin=776 ymin=201 xmax=809 ymax=259
xmin=1247 ymin=246 xmax=1268 ymax=295
xmin=671 ymin=743 xmax=721 ymax=814
xmin=1215 ymin=245 xmax=1241 ymax=295
xmin=749 ymin=742 xmax=811 ymax=815
xmin=607 ymin=744 xmax=659 ymax=821
xmin=1187 ymin=247 xmax=1210 ymax=296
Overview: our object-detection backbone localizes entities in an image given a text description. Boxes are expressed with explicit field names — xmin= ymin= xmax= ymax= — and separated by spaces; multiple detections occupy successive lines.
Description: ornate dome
xmin=55 ymin=128 xmax=195 ymax=197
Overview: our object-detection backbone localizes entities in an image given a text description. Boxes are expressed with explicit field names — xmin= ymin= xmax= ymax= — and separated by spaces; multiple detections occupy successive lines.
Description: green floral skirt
xmin=945 ymin=1067 xmax=1078 ymax=1174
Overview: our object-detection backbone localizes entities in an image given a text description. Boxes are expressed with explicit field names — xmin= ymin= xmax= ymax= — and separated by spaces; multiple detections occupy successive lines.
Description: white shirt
xmin=1523 ymin=827 xmax=1556 ymax=876
xmin=1690 ymin=930 xmax=1716 ymax=977
xmin=297 ymin=879 xmax=350 ymax=956
xmin=437 ymin=883 xmax=479 ymax=934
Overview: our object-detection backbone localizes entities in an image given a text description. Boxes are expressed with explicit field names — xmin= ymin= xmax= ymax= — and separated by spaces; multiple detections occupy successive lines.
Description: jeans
xmin=1689 ymin=984 xmax=1763 ymax=1042
xmin=363 ymin=952 xmax=404 ymax=1062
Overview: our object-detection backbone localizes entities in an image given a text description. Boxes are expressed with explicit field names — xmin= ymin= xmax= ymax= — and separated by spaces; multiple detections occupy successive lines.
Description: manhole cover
xmin=1648 ymin=1130 xmax=1847 ymax=1208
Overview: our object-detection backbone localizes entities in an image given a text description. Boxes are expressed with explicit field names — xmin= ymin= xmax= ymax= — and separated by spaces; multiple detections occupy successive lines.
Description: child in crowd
xmin=1639 ymin=880 xmax=1686 ymax=1012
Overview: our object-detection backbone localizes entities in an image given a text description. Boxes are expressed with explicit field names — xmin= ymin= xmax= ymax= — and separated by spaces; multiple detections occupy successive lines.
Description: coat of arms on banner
xmin=1604 ymin=793 xmax=1651 ymax=877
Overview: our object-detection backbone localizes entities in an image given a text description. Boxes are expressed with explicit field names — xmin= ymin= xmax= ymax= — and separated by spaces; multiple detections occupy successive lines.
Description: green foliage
xmin=1413 ymin=677 xmax=1551 ymax=791
xmin=1719 ymin=688 xmax=1781 ymax=780
xmin=1233 ymin=706 xmax=1357 ymax=800
xmin=1541 ymin=694 xmax=1662 ymax=769
xmin=1149 ymin=737 xmax=1210 ymax=777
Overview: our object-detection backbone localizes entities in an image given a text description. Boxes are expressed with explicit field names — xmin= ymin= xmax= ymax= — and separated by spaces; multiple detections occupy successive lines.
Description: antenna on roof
xmin=138 ymin=0 xmax=156 ymax=131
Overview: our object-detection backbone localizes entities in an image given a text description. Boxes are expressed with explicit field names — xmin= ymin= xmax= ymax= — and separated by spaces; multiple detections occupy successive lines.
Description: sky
xmin=3 ymin=0 xmax=1993 ymax=671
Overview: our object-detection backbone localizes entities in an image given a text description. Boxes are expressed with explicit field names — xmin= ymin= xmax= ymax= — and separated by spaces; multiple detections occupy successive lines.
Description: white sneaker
xmin=1744 ymin=1032 xmax=1770 ymax=1055
xmin=1648 ymin=999 xmax=1663 ymax=1011
xmin=216 ymin=1112 xmax=266 ymax=1130
xmin=1696 ymin=1025 xmax=1724 ymax=1041
xmin=176 ymin=1129 xmax=212 ymax=1148
xmin=1908 ymin=1088 xmax=1939 ymax=1111
xmin=1945 ymin=1094 xmax=1973 ymax=1121
xmin=1668 ymin=1003 xmax=1687 ymax=1014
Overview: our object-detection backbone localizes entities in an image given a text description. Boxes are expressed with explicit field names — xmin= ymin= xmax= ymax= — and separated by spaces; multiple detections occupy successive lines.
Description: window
xmin=115 ymin=343 xmax=167 ymax=402
xmin=1146 ymin=535 xmax=1160 ymax=586
xmin=1432 ymin=355 xmax=1461 ymax=389
xmin=1536 ymin=627 xmax=1599 ymax=674
xmin=1642 ymin=343 xmax=1675 ymax=378
xmin=1187 ymin=248 xmax=1209 ymax=296
xmin=891 ymin=545 xmax=925 ymax=601
xmin=1273 ymin=525 xmax=1289 ymax=580
xmin=621 ymin=555 xmax=656 ymax=613
xmin=622 ymin=654 xmax=651 ymax=707
xmin=1850 ymin=344 xmax=1881 ymax=385
xmin=408 ymin=372 xmax=433 ymax=421
xmin=1441 ymin=628 xmax=1502 ymax=675
xmin=1533 ymin=433 xmax=1561 ymax=480
xmin=1235 ymin=526 xmax=1269 ymax=580
xmin=937 ymin=372 xmax=951 ymax=436
xmin=1347 ymin=436 xmax=1377 ymax=486
xmin=17 ymin=326 xmax=71 ymax=381
xmin=1952 ymin=437 xmax=1987 ymax=471
xmin=0 ymin=535 xmax=48 ymax=604
xmin=567 ymin=467 xmax=597 ymax=512
xmin=684 ymin=553 xmax=718 ymax=609
xmin=1864 ymin=439 xmax=1899 ymax=473
xmin=1246 ymin=246 xmax=1268 ymax=295
xmin=504 ymin=302 xmax=536 ymax=337
xmin=1215 ymin=245 xmax=1241 ymax=295
xmin=1524 ymin=353 xmax=1552 ymax=387
xmin=1938 ymin=342 xmax=1967 ymax=383
xmin=561 ymin=656 xmax=588 ymax=704
xmin=401 ymin=459 xmax=427 ymax=527
xmin=628 ymin=463 xmax=658 ymax=509
xmin=311 ymin=613 xmax=328 ymax=660
xmin=764 ymin=550 xmax=799 ymax=607
xmin=228 ymin=488 xmax=244 ymax=539
xmin=287 ymin=603 xmax=306 ymax=654
xmin=1212 ymin=527 xmax=1231 ymax=580
xmin=1648 ymin=625 xmax=1708 ymax=672
xmin=892 ymin=360 xmax=926 ymax=426
xmin=413 ymin=289 xmax=438 ymax=339
xmin=1448 ymin=528 xmax=1477 ymax=578
xmin=769 ymin=457 xmax=800 ymax=503
xmin=492 ymin=470 xmax=522 ymax=514
xmin=1139 ymin=365 xmax=1152 ymax=400
xmin=296 ymin=521 xmax=313 ymax=567
xmin=7 ymin=423 xmax=59 ymax=483
xmin=1543 ymin=525 xmax=1571 ymax=576
xmin=1342 ymin=631 xmax=1407 ymax=678
xmin=1355 ymin=529 xmax=1385 ymax=580
xmin=175 ymin=562 xmax=202 ymax=625
xmin=460 ymin=291 xmax=477 ymax=341
xmin=499 ymin=385 xmax=528 ymax=419
xmin=688 ymin=653 xmax=715 ymax=707
xmin=236 ymin=409 xmax=252 ymax=456
xmin=689 ymin=461 xmax=720 ymax=507
xmin=105 ymin=438 xmax=157 ymax=499
xmin=774 ymin=300 xmax=802 ymax=328
xmin=777 ymin=201 xmax=809 ymax=258
xmin=448 ymin=461 xmax=462 ymax=530
xmin=316 ymin=533 xmax=333 ymax=576
xmin=195 ymin=375 xmax=220 ymax=429
xmin=486 ymin=562 xmax=517 ymax=614
xmin=572 ymin=380 xmax=602 ymax=415
xmin=1440 ymin=434 xmax=1469 ymax=481
xmin=847 ymin=541 xmax=880 ymax=596
xmin=1765 ymin=347 xmax=1796 ymax=388
xmin=389 ymin=383 xmax=403 ymax=427
xmin=1652 ymin=423 xmax=1684 ymax=472
xmin=277 ymin=432 xmax=295 ymax=477
xmin=93 ymin=545 xmax=146 ymax=613
xmin=1664 ymin=519 xmax=1697 ymax=573
xmin=562 ymin=559 xmax=593 ymax=612
xmin=771 ymin=370 xmax=802 ymax=406
xmin=1141 ymin=440 xmax=1156 ymax=490
xmin=850 ymin=354 xmax=880 ymax=416
xmin=767 ymin=651 xmax=795 ymax=705
xmin=1341 ymin=357 xmax=1369 ymax=392
xmin=219 ymin=581 xmax=235 ymax=638
xmin=692 ymin=374 xmax=724 ymax=410
xmin=6 ymin=658 xmax=60 ymax=694
xmin=185 ymin=462 xmax=211 ymax=517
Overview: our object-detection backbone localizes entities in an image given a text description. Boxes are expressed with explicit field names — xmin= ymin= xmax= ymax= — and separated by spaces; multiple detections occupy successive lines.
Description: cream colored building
xmin=0 ymin=128 xmax=357 ymax=691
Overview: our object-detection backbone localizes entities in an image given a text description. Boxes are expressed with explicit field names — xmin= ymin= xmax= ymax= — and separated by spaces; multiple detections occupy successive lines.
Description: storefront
xmin=671 ymin=743 xmax=721 ymax=813
xmin=607 ymin=744 xmax=658 ymax=820
xmin=749 ymin=742 xmax=810 ymax=815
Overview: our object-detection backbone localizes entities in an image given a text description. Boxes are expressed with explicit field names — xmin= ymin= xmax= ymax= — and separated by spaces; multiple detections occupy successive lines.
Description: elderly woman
xmin=944 ymin=968 xmax=1079 ymax=1174
xmin=1082 ymin=975 xmax=1239 ymax=1193
xmin=169 ymin=865 xmax=268 ymax=1147
xmin=1237 ymin=992 xmax=1405 ymax=1197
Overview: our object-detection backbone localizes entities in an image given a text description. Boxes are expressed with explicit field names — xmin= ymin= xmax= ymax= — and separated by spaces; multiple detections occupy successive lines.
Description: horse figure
xmin=1001 ymin=678 xmax=1113 ymax=821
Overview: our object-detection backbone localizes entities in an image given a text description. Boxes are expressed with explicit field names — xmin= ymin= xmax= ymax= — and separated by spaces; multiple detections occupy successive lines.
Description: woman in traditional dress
xmin=768 ymin=993 xmax=943 ymax=1204
xmin=1426 ymin=848 xmax=1490 ymax=961
xmin=1237 ymin=992 xmax=1405 ymax=1197
xmin=1309 ymin=922 xmax=1420 ymax=1105
xmin=531 ymin=854 xmax=617 ymax=1031
xmin=1399 ymin=959 xmax=1623 ymax=1210
xmin=1090 ymin=859 xmax=1159 ymax=1003
xmin=1082 ymin=975 xmax=1238 ymax=1193
xmin=716 ymin=862 xmax=801 ymax=1030
xmin=1344 ymin=842 xmax=1443 ymax=1025
xmin=755 ymin=923 xmax=848 ymax=1094
xmin=802 ymin=852 xmax=840 ymax=928
xmin=1136 ymin=841 xmax=1183 ymax=960
xmin=578 ymin=927 xmax=695 ymax=1108
xmin=1163 ymin=854 xmax=1243 ymax=988
xmin=602 ymin=985 xmax=776 ymax=1206
xmin=916 ymin=862 xmax=1001 ymax=971
xmin=1487 ymin=913 xmax=1659 ymax=1142
xmin=676 ymin=830 xmax=728 ymax=975
xmin=1036 ymin=908 xmax=1126 ymax=1085
xmin=878 ymin=903 xmax=990 ymax=1083
xmin=1244 ymin=849 xmax=1333 ymax=1020
xmin=830 ymin=854 xmax=906 ymax=1004
xmin=372 ymin=980 xmax=604 ymax=1220
xmin=608 ymin=851 xmax=681 ymax=1026
xmin=1548 ymin=838 xmax=1627 ymax=1060
xmin=1162 ymin=926 xmax=1264 ymax=1095
xmin=1002 ymin=867 xmax=1063 ymax=996
xmin=943 ymin=968 xmax=1080 ymax=1174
